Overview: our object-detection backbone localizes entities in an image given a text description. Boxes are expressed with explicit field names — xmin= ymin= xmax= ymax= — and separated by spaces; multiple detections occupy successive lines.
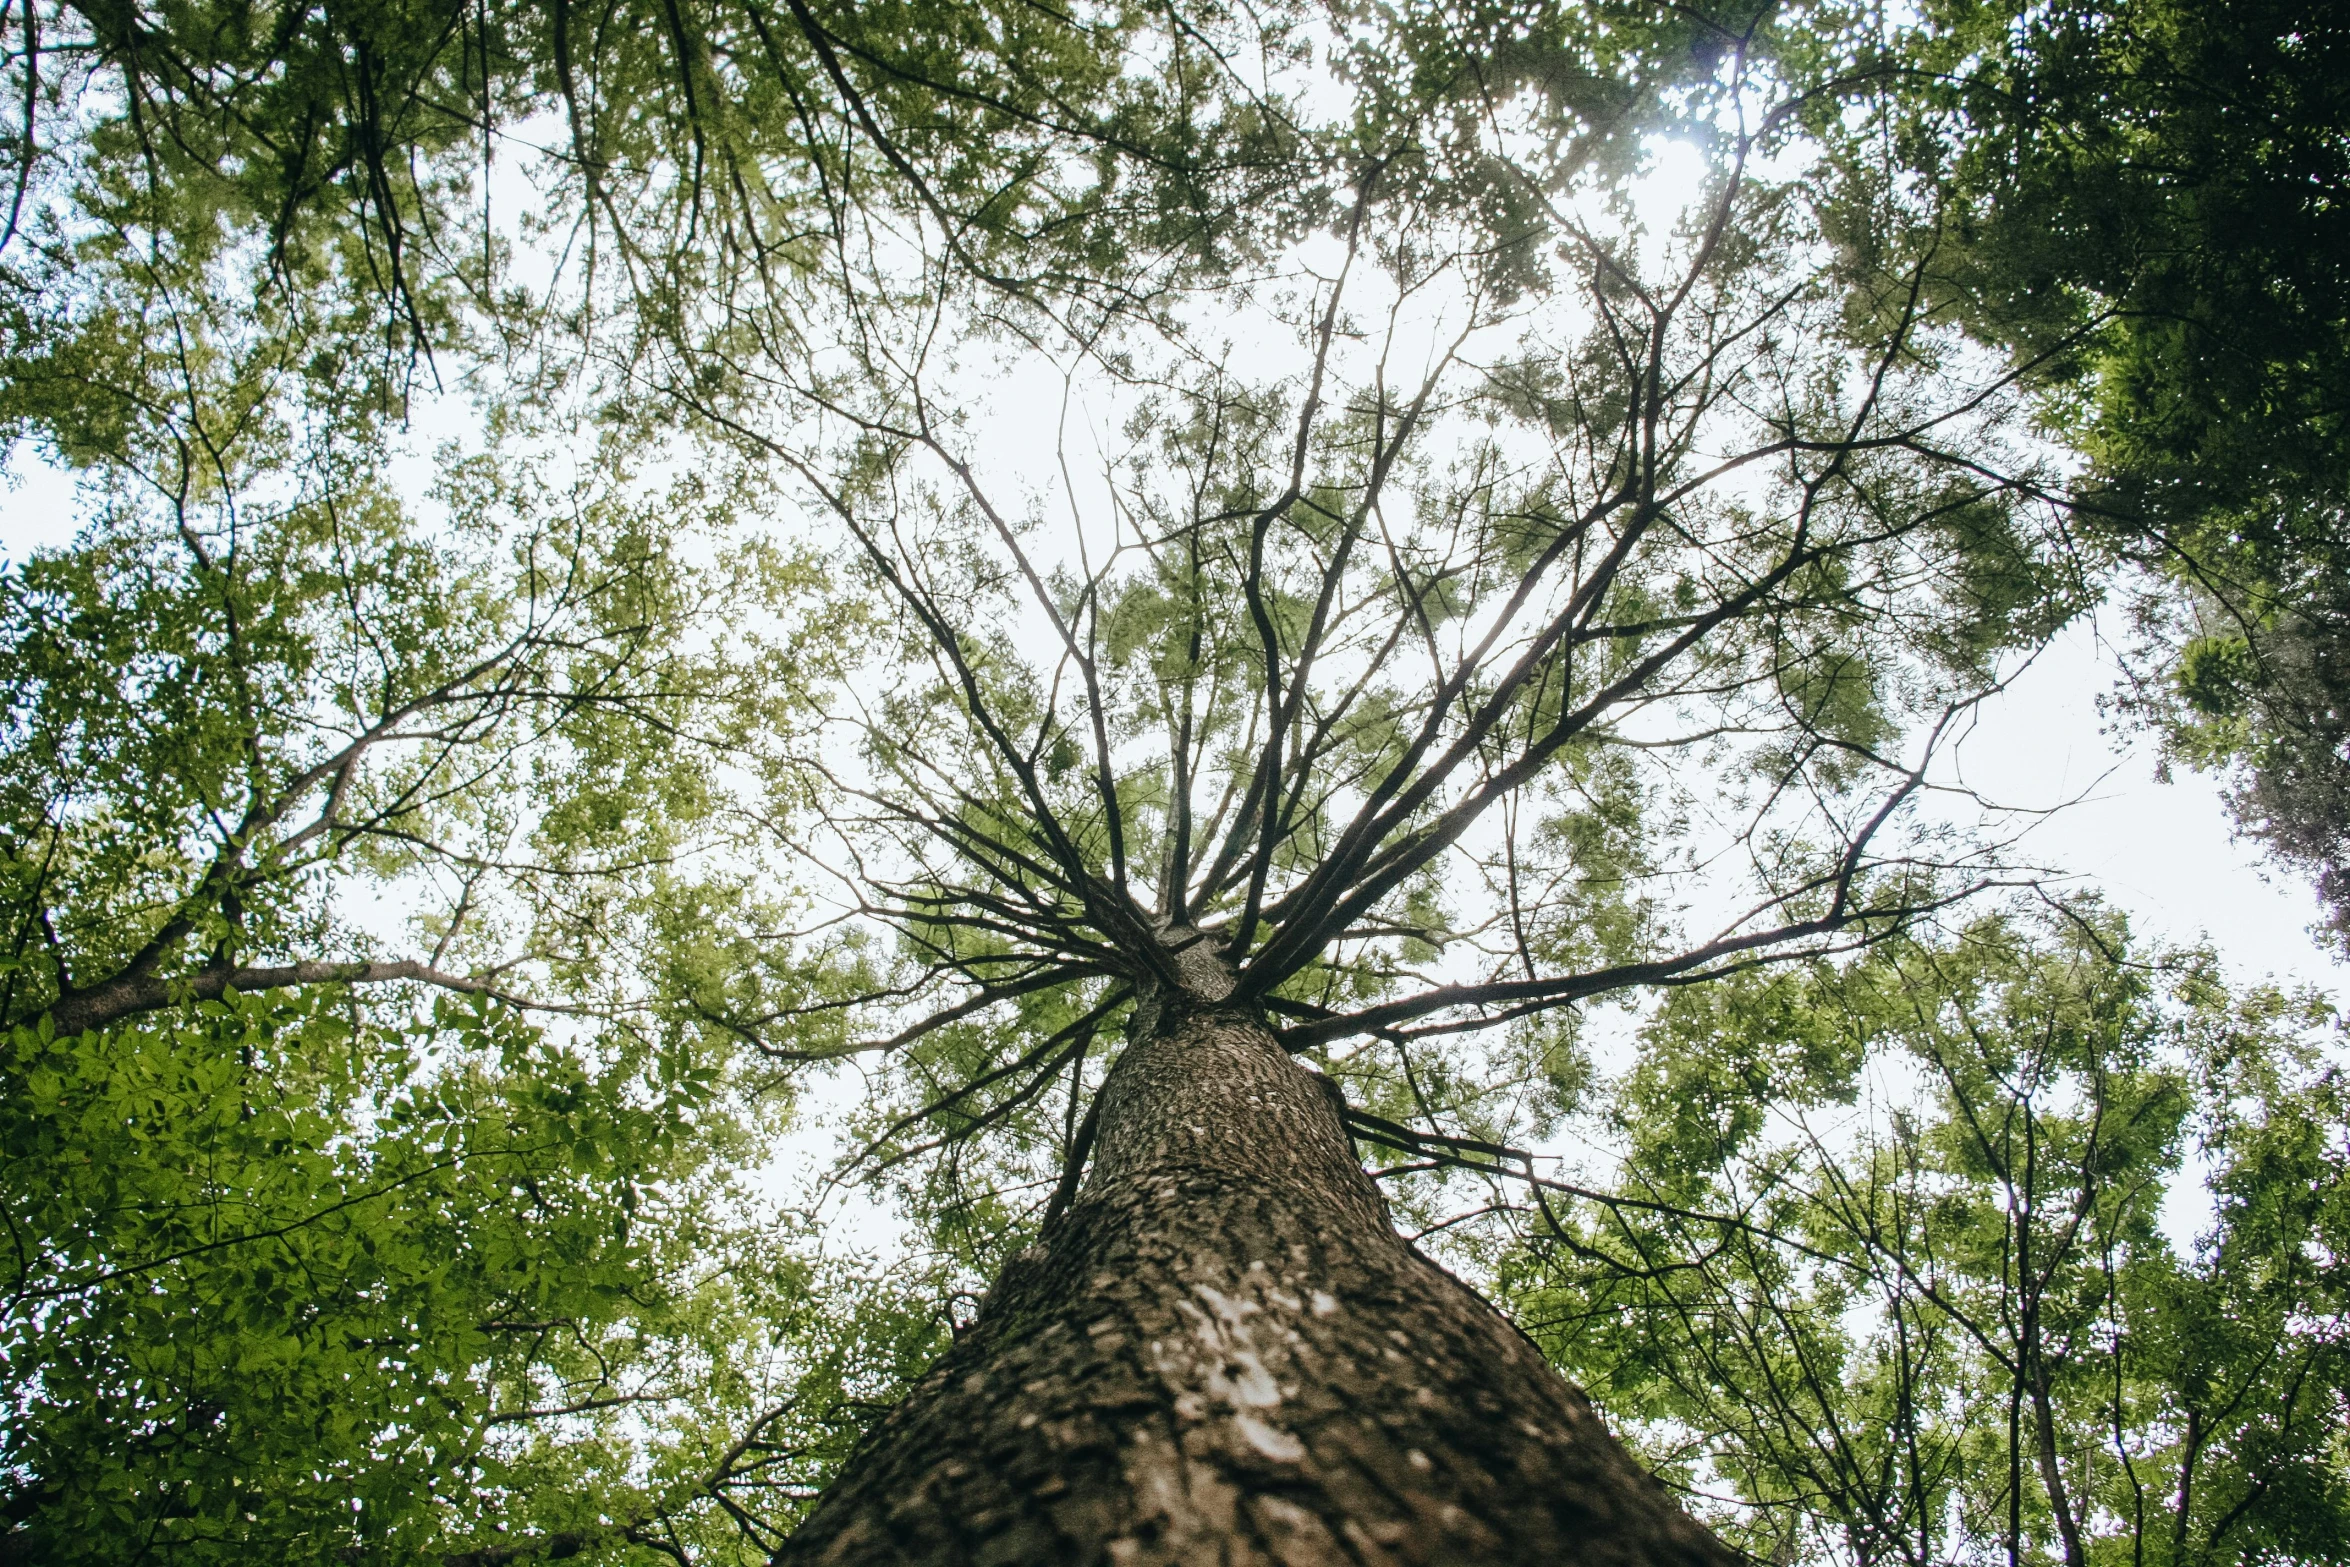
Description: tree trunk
xmin=774 ymin=1002 xmax=1739 ymax=1567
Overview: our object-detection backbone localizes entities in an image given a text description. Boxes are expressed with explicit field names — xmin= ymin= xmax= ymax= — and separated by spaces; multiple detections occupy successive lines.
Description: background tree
xmin=1512 ymin=903 xmax=2350 ymax=1567
xmin=0 ymin=275 xmax=932 ymax=1561
xmin=1798 ymin=0 xmax=2350 ymax=947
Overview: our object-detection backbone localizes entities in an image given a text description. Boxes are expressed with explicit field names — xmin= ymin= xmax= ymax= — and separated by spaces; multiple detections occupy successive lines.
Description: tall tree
xmin=645 ymin=13 xmax=2087 ymax=1553
xmin=14 ymin=2 xmax=2331 ymax=1563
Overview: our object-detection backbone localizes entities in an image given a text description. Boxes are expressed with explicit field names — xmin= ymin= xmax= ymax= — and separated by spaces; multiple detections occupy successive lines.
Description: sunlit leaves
xmin=2 ymin=990 xmax=728 ymax=1560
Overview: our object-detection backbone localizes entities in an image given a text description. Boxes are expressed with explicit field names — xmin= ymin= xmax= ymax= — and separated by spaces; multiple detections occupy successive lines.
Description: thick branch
xmin=44 ymin=957 xmax=526 ymax=1037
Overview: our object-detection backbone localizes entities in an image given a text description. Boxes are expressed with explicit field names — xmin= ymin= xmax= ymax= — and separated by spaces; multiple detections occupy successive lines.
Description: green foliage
xmin=0 ymin=249 xmax=878 ymax=1562
xmin=0 ymin=1 xmax=2341 ymax=1559
xmin=0 ymin=0 xmax=1315 ymax=434
xmin=1795 ymin=0 xmax=2350 ymax=947
xmin=5 ymin=989 xmax=700 ymax=1560
xmin=0 ymin=432 xmax=823 ymax=1030
xmin=1513 ymin=907 xmax=2350 ymax=1567
xmin=0 ymin=980 xmax=976 ymax=1563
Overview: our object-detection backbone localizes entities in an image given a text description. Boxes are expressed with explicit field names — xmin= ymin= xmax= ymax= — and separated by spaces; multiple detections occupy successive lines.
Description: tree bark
xmin=774 ymin=1001 xmax=1739 ymax=1567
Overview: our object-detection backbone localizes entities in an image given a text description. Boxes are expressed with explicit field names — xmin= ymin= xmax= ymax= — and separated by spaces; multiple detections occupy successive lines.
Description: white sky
xmin=1950 ymin=616 xmax=2346 ymax=999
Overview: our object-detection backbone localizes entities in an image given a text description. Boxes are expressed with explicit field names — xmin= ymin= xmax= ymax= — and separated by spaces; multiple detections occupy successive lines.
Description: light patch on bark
xmin=1236 ymin=1413 xmax=1306 ymax=1461
xmin=1170 ymin=1281 xmax=1283 ymax=1410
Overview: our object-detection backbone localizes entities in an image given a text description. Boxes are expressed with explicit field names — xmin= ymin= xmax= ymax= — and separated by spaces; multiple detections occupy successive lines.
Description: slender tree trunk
xmin=2030 ymin=1368 xmax=2088 ymax=1567
xmin=775 ymin=1001 xmax=1738 ymax=1566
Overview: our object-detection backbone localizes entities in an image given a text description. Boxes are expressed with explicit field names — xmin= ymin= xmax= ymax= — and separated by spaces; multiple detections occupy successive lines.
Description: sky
xmin=1948 ymin=616 xmax=2345 ymax=999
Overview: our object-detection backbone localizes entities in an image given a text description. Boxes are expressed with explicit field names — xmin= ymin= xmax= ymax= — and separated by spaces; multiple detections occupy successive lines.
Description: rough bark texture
xmin=774 ymin=1002 xmax=1740 ymax=1567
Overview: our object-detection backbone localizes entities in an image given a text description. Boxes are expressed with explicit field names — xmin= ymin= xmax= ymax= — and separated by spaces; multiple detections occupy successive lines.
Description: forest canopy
xmin=0 ymin=1 xmax=2344 ymax=1564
